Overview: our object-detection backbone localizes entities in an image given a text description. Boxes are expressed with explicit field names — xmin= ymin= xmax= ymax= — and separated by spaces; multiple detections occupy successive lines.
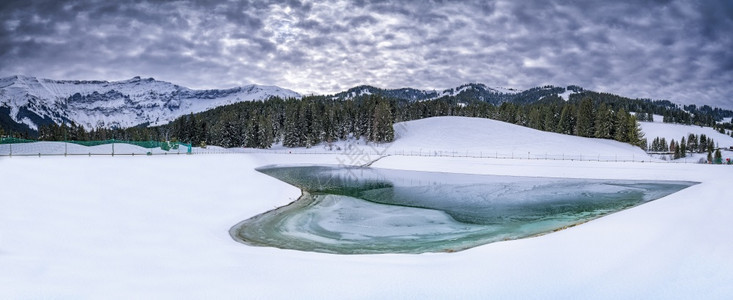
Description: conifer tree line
xmin=164 ymin=96 xmax=396 ymax=148
xmin=23 ymin=95 xmax=646 ymax=150
xmin=651 ymin=133 xmax=719 ymax=160
xmin=4 ymin=85 xmax=733 ymax=144
xmin=158 ymin=95 xmax=647 ymax=149
xmin=10 ymin=92 xmax=733 ymax=154
xmin=35 ymin=122 xmax=159 ymax=141
xmin=567 ymin=90 xmax=732 ymax=127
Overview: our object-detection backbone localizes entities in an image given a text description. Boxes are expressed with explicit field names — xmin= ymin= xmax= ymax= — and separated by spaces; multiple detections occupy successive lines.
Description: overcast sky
xmin=1 ymin=0 xmax=732 ymax=108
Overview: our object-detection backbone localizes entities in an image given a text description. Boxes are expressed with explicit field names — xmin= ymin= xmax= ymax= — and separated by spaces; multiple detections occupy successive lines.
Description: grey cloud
xmin=347 ymin=15 xmax=378 ymax=28
xmin=0 ymin=0 xmax=731 ymax=109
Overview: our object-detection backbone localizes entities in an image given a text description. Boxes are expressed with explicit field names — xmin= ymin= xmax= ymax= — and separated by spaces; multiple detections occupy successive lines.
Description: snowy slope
xmin=0 ymin=75 xmax=301 ymax=130
xmin=390 ymin=116 xmax=650 ymax=160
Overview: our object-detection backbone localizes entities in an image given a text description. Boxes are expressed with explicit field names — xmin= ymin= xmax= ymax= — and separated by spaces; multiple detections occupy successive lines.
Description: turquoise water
xmin=231 ymin=165 xmax=696 ymax=254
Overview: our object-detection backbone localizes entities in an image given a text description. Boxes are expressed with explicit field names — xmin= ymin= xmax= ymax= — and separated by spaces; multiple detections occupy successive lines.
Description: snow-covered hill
xmin=390 ymin=116 xmax=650 ymax=159
xmin=0 ymin=75 xmax=301 ymax=130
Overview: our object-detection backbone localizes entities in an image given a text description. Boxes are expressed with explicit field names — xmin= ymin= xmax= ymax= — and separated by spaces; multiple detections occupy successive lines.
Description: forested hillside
xmin=13 ymin=86 xmax=733 ymax=150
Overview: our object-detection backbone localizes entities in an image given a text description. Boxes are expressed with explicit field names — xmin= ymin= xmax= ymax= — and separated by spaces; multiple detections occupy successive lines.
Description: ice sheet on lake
xmin=230 ymin=165 xmax=697 ymax=254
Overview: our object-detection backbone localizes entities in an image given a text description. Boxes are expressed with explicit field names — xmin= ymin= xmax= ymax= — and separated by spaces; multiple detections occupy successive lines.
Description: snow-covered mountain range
xmin=333 ymin=83 xmax=522 ymax=103
xmin=332 ymin=83 xmax=578 ymax=105
xmin=7 ymin=75 xmax=728 ymax=136
xmin=0 ymin=75 xmax=301 ymax=131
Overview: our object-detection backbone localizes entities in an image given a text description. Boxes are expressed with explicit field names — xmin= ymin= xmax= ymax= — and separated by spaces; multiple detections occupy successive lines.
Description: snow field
xmin=1 ymin=116 xmax=732 ymax=298
xmin=1 ymin=154 xmax=731 ymax=299
xmin=390 ymin=116 xmax=651 ymax=160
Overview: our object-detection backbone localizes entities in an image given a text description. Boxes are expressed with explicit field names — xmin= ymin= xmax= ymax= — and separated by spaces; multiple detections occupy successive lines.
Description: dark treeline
xmin=649 ymin=133 xmax=719 ymax=160
xmin=167 ymin=96 xmax=395 ymax=148
xmin=173 ymin=95 xmax=647 ymax=149
xmin=19 ymin=93 xmax=733 ymax=151
xmin=28 ymin=95 xmax=645 ymax=150
xmin=567 ymin=91 xmax=730 ymax=127
xmin=35 ymin=122 xmax=162 ymax=142
xmin=4 ymin=85 xmax=733 ymax=144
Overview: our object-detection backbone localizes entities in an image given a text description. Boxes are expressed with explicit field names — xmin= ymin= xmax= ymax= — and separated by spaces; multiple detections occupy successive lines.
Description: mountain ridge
xmin=2 ymin=75 xmax=732 ymax=137
xmin=0 ymin=75 xmax=301 ymax=132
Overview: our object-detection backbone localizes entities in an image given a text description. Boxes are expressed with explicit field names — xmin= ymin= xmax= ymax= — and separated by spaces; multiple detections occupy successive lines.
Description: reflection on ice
xmin=231 ymin=165 xmax=697 ymax=254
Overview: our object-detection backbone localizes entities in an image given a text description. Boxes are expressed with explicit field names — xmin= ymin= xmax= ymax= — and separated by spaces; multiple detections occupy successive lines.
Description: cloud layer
xmin=1 ymin=0 xmax=732 ymax=108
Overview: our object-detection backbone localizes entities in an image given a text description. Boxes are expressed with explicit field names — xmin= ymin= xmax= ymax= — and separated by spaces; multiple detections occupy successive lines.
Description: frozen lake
xmin=231 ymin=165 xmax=696 ymax=254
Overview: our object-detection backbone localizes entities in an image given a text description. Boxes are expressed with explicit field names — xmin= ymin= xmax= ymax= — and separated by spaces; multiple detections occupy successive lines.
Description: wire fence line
xmin=233 ymin=148 xmax=694 ymax=164
xmin=0 ymin=140 xmax=710 ymax=164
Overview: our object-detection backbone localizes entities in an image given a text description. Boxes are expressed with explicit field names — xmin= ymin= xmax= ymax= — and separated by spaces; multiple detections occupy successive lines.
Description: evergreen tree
xmin=627 ymin=115 xmax=645 ymax=148
xmin=661 ymin=137 xmax=668 ymax=151
xmin=575 ymin=98 xmax=594 ymax=137
xmin=198 ymin=120 xmax=208 ymax=146
xmin=371 ymin=100 xmax=394 ymax=143
xmin=528 ymin=107 xmax=542 ymax=130
xmin=670 ymin=139 xmax=677 ymax=156
xmin=282 ymin=99 xmax=302 ymax=147
xmin=699 ymin=134 xmax=708 ymax=153
xmin=714 ymin=149 xmax=723 ymax=164
xmin=680 ymin=136 xmax=687 ymax=157
xmin=189 ymin=113 xmax=200 ymax=144
xmin=258 ymin=114 xmax=274 ymax=148
xmin=594 ymin=103 xmax=613 ymax=139
xmin=557 ymin=104 xmax=575 ymax=135
xmin=542 ymin=105 xmax=556 ymax=132
xmin=614 ymin=109 xmax=629 ymax=143
xmin=687 ymin=133 xmax=698 ymax=153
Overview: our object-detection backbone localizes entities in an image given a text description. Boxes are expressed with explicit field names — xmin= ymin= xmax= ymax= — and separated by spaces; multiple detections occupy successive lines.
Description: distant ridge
xmin=0 ymin=75 xmax=301 ymax=132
